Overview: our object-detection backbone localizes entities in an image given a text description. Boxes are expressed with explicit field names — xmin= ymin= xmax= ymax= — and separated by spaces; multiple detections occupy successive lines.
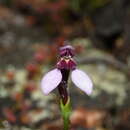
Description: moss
xmin=70 ymin=0 xmax=110 ymax=14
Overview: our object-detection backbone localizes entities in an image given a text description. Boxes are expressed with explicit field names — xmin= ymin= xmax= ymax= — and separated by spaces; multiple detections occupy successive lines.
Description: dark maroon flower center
xmin=58 ymin=45 xmax=76 ymax=70
xmin=57 ymin=58 xmax=76 ymax=70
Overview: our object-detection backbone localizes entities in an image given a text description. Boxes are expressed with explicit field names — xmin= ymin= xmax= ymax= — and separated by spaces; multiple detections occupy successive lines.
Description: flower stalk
xmin=60 ymin=98 xmax=71 ymax=130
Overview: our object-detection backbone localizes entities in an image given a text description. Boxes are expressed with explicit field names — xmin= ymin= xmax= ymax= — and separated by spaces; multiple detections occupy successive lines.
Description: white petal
xmin=41 ymin=69 xmax=62 ymax=95
xmin=71 ymin=69 xmax=93 ymax=95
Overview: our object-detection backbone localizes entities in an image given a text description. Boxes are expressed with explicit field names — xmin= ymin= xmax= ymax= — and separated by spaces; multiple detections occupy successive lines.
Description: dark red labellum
xmin=57 ymin=59 xmax=76 ymax=70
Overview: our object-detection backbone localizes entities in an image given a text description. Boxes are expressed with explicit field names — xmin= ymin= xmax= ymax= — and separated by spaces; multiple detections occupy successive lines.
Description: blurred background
xmin=0 ymin=0 xmax=130 ymax=130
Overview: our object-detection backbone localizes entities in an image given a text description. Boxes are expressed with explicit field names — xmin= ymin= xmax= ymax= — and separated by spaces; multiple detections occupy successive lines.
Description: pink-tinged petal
xmin=71 ymin=69 xmax=93 ymax=95
xmin=41 ymin=69 xmax=62 ymax=95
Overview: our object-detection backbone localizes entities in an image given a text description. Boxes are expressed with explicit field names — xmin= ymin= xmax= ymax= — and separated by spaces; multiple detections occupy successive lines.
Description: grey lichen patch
xmin=72 ymin=38 xmax=92 ymax=48
xmin=79 ymin=64 xmax=128 ymax=106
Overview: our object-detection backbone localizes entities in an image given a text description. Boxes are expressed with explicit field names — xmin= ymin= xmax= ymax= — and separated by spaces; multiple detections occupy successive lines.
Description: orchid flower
xmin=41 ymin=45 xmax=93 ymax=99
xmin=41 ymin=44 xmax=93 ymax=130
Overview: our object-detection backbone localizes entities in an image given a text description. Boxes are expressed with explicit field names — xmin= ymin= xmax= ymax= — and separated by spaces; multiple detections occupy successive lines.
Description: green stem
xmin=60 ymin=98 xmax=72 ymax=130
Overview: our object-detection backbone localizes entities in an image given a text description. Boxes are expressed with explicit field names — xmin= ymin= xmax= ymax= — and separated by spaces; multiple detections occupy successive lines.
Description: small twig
xmin=77 ymin=57 xmax=130 ymax=77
